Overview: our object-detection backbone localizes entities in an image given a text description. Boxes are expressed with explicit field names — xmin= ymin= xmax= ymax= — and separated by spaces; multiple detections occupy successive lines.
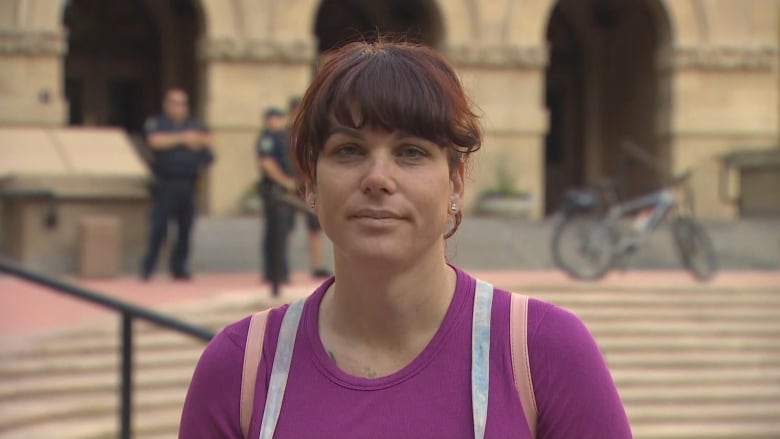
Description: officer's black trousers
xmin=260 ymin=188 xmax=293 ymax=286
xmin=141 ymin=179 xmax=196 ymax=277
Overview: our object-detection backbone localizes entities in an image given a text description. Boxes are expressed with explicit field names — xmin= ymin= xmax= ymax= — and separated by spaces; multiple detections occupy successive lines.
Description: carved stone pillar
xmin=0 ymin=30 xmax=67 ymax=125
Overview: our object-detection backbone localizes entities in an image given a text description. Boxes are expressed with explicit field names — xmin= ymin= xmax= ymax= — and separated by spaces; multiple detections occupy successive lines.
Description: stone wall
xmin=0 ymin=127 xmax=150 ymax=274
xmin=0 ymin=0 xmax=776 ymax=219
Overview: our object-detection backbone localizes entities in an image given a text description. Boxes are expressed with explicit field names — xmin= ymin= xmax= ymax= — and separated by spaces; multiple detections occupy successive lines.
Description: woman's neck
xmin=320 ymin=250 xmax=457 ymax=351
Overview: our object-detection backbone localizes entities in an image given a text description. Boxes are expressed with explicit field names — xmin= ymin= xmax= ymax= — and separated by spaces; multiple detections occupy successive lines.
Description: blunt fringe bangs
xmin=291 ymin=40 xmax=482 ymax=184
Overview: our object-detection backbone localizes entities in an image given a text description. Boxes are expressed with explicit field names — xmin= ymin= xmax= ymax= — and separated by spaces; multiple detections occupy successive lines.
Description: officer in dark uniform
xmin=286 ymin=97 xmax=332 ymax=279
xmin=256 ymin=107 xmax=296 ymax=293
xmin=140 ymin=88 xmax=214 ymax=281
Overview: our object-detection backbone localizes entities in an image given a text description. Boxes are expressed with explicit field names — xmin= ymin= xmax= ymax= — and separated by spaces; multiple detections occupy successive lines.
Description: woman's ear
xmin=450 ymin=161 xmax=465 ymax=204
xmin=305 ymin=185 xmax=317 ymax=209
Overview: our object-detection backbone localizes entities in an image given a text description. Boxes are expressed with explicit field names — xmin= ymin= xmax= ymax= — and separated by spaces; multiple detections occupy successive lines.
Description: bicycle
xmin=551 ymin=140 xmax=718 ymax=281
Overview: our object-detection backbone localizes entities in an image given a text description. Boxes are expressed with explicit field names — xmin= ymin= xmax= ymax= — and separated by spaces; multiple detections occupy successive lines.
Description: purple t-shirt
xmin=180 ymin=267 xmax=632 ymax=438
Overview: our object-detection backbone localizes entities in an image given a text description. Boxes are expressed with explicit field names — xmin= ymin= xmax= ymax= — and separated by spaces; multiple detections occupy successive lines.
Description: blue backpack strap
xmin=472 ymin=279 xmax=494 ymax=439
xmin=255 ymin=280 xmax=513 ymax=439
xmin=258 ymin=298 xmax=306 ymax=439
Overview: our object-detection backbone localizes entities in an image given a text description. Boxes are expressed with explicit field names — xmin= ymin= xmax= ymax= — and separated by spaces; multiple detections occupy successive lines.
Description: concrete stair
xmin=540 ymin=287 xmax=780 ymax=439
xmin=0 ymin=294 xmax=278 ymax=439
xmin=1 ymin=285 xmax=779 ymax=438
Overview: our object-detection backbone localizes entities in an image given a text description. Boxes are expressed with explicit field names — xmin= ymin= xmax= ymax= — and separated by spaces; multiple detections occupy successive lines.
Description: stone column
xmin=447 ymin=44 xmax=548 ymax=219
xmin=200 ymin=38 xmax=315 ymax=215
xmin=671 ymin=45 xmax=779 ymax=219
xmin=0 ymin=30 xmax=67 ymax=126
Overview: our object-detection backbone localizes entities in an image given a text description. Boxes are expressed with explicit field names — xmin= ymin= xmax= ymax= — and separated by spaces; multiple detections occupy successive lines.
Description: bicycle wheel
xmin=672 ymin=217 xmax=718 ymax=281
xmin=551 ymin=210 xmax=616 ymax=280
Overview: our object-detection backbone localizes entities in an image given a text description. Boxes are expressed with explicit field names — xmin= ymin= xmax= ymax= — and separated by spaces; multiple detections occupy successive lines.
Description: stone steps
xmin=5 ymin=309 xmax=776 ymax=356
xmin=0 ymin=349 xmax=201 ymax=378
xmin=0 ymin=388 xmax=186 ymax=433
xmin=630 ymin=420 xmax=780 ymax=439
xmin=613 ymin=367 xmax=780 ymax=382
xmin=627 ymin=402 xmax=780 ymax=423
xmin=1 ymin=284 xmax=778 ymax=438
xmin=618 ymin=383 xmax=780 ymax=401
xmin=0 ymin=406 xmax=182 ymax=439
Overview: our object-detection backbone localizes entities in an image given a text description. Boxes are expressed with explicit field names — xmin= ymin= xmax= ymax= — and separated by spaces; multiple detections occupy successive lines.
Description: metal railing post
xmin=0 ymin=259 xmax=216 ymax=438
xmin=120 ymin=313 xmax=133 ymax=439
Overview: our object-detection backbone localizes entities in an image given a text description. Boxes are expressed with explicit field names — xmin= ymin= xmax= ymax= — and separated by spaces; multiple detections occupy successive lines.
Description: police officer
xmin=286 ymin=97 xmax=331 ymax=279
xmin=256 ymin=107 xmax=296 ymax=293
xmin=140 ymin=88 xmax=214 ymax=281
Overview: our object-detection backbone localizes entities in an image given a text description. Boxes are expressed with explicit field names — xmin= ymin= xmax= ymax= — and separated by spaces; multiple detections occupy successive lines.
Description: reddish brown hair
xmin=290 ymin=39 xmax=482 ymax=237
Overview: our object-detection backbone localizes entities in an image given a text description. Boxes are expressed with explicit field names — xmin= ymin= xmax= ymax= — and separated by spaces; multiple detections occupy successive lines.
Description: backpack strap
xmin=510 ymin=293 xmax=537 ymax=437
xmin=259 ymin=299 xmax=306 ymax=439
xmin=239 ymin=290 xmax=538 ymax=438
xmin=240 ymin=309 xmax=270 ymax=438
xmin=472 ymin=279 xmax=494 ymax=439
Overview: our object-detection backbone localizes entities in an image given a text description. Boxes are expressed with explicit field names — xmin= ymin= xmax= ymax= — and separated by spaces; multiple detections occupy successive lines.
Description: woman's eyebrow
xmin=328 ymin=126 xmax=365 ymax=139
xmin=394 ymin=130 xmax=415 ymax=140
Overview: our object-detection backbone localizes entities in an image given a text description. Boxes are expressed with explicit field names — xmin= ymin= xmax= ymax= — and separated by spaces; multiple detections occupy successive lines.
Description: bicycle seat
xmin=592 ymin=179 xmax=616 ymax=189
xmin=670 ymin=170 xmax=692 ymax=185
xmin=562 ymin=188 xmax=600 ymax=211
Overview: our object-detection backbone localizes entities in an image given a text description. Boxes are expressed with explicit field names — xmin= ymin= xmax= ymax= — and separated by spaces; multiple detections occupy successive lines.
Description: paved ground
xmin=1 ymin=215 xmax=778 ymax=439
xmin=189 ymin=215 xmax=780 ymax=273
xmin=2 ymin=269 xmax=778 ymax=439
xmin=2 ymin=267 xmax=778 ymax=339
xmin=1 ymin=214 xmax=778 ymax=339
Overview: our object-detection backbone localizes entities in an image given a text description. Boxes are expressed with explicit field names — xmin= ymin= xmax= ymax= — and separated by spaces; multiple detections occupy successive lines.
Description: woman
xmin=180 ymin=40 xmax=632 ymax=438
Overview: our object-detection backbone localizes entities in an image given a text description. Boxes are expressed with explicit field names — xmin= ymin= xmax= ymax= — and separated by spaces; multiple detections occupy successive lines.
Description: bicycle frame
xmin=603 ymin=188 xmax=677 ymax=255
xmin=551 ymin=140 xmax=715 ymax=280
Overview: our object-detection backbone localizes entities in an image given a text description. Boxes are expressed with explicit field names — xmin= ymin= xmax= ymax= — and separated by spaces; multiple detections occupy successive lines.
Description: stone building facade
xmin=1 ymin=0 xmax=778 ymax=219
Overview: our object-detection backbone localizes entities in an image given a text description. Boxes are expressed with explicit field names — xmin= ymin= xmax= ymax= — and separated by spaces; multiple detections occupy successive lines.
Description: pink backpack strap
xmin=510 ymin=293 xmax=537 ymax=437
xmin=240 ymin=309 xmax=271 ymax=438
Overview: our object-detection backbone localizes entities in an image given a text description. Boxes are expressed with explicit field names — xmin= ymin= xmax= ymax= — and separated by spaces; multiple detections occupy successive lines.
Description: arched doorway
xmin=314 ymin=0 xmax=444 ymax=55
xmin=63 ymin=0 xmax=204 ymax=134
xmin=543 ymin=0 xmax=671 ymax=213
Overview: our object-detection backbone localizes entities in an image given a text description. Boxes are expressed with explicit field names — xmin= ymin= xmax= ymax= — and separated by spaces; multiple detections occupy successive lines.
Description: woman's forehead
xmin=327 ymin=89 xmax=445 ymax=132
xmin=326 ymin=107 xmax=441 ymax=143
xmin=328 ymin=124 xmax=415 ymax=137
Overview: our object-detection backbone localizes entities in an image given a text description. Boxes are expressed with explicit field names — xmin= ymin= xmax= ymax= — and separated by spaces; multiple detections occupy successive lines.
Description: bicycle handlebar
xmin=620 ymin=140 xmax=691 ymax=186
xmin=621 ymin=140 xmax=666 ymax=175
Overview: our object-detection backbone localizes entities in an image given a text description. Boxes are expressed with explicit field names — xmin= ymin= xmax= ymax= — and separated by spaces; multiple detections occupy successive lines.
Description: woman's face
xmin=312 ymin=125 xmax=464 ymax=267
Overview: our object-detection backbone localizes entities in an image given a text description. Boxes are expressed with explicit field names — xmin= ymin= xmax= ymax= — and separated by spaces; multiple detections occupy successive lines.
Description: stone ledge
xmin=1 ymin=30 xmax=773 ymax=74
xmin=0 ymin=30 xmax=65 ymax=56
xmin=673 ymin=45 xmax=778 ymax=72
xmin=445 ymin=44 xmax=547 ymax=69
xmin=1 ymin=175 xmax=149 ymax=200
xmin=199 ymin=38 xmax=315 ymax=63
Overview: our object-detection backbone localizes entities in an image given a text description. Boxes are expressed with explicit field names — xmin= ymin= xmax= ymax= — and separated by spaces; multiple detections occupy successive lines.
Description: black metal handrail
xmin=0 ymin=259 xmax=215 ymax=439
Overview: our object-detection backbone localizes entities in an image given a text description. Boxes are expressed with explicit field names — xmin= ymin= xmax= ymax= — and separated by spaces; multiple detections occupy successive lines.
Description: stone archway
xmin=62 ymin=0 xmax=204 ymax=134
xmin=314 ymin=0 xmax=445 ymax=54
xmin=543 ymin=0 xmax=672 ymax=213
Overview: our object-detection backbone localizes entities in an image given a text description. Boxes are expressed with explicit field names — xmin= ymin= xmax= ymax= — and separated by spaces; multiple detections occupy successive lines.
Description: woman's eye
xmin=335 ymin=144 xmax=361 ymax=156
xmin=399 ymin=145 xmax=427 ymax=160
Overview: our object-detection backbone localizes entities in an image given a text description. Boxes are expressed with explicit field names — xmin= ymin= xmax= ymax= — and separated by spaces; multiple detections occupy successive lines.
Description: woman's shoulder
xmin=180 ymin=304 xmax=292 ymax=437
xmin=216 ymin=314 xmax=253 ymax=349
xmin=213 ymin=280 xmax=330 ymax=357
xmin=490 ymin=291 xmax=632 ymax=435
xmin=216 ymin=304 xmax=292 ymax=351
xmin=526 ymin=296 xmax=586 ymax=337
xmin=491 ymin=286 xmax=593 ymax=347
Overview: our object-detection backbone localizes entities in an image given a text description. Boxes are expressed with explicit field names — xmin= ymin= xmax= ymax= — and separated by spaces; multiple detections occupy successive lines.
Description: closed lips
xmin=352 ymin=209 xmax=403 ymax=220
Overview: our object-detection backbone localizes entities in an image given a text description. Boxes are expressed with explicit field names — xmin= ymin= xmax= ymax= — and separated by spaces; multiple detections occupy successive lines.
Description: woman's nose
xmin=360 ymin=154 xmax=397 ymax=196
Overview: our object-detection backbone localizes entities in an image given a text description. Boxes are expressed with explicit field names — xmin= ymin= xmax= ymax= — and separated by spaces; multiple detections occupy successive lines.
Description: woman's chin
xmin=339 ymin=242 xmax=410 ymax=267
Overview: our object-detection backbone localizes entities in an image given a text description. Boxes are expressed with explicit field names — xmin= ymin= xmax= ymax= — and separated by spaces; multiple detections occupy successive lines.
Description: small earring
xmin=310 ymin=199 xmax=316 ymax=208
xmin=450 ymin=202 xmax=457 ymax=213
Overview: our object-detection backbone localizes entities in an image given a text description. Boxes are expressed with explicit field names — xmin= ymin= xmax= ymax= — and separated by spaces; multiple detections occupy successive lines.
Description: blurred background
xmin=0 ymin=1 xmax=778 ymax=438
xmin=0 ymin=0 xmax=778 ymax=275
